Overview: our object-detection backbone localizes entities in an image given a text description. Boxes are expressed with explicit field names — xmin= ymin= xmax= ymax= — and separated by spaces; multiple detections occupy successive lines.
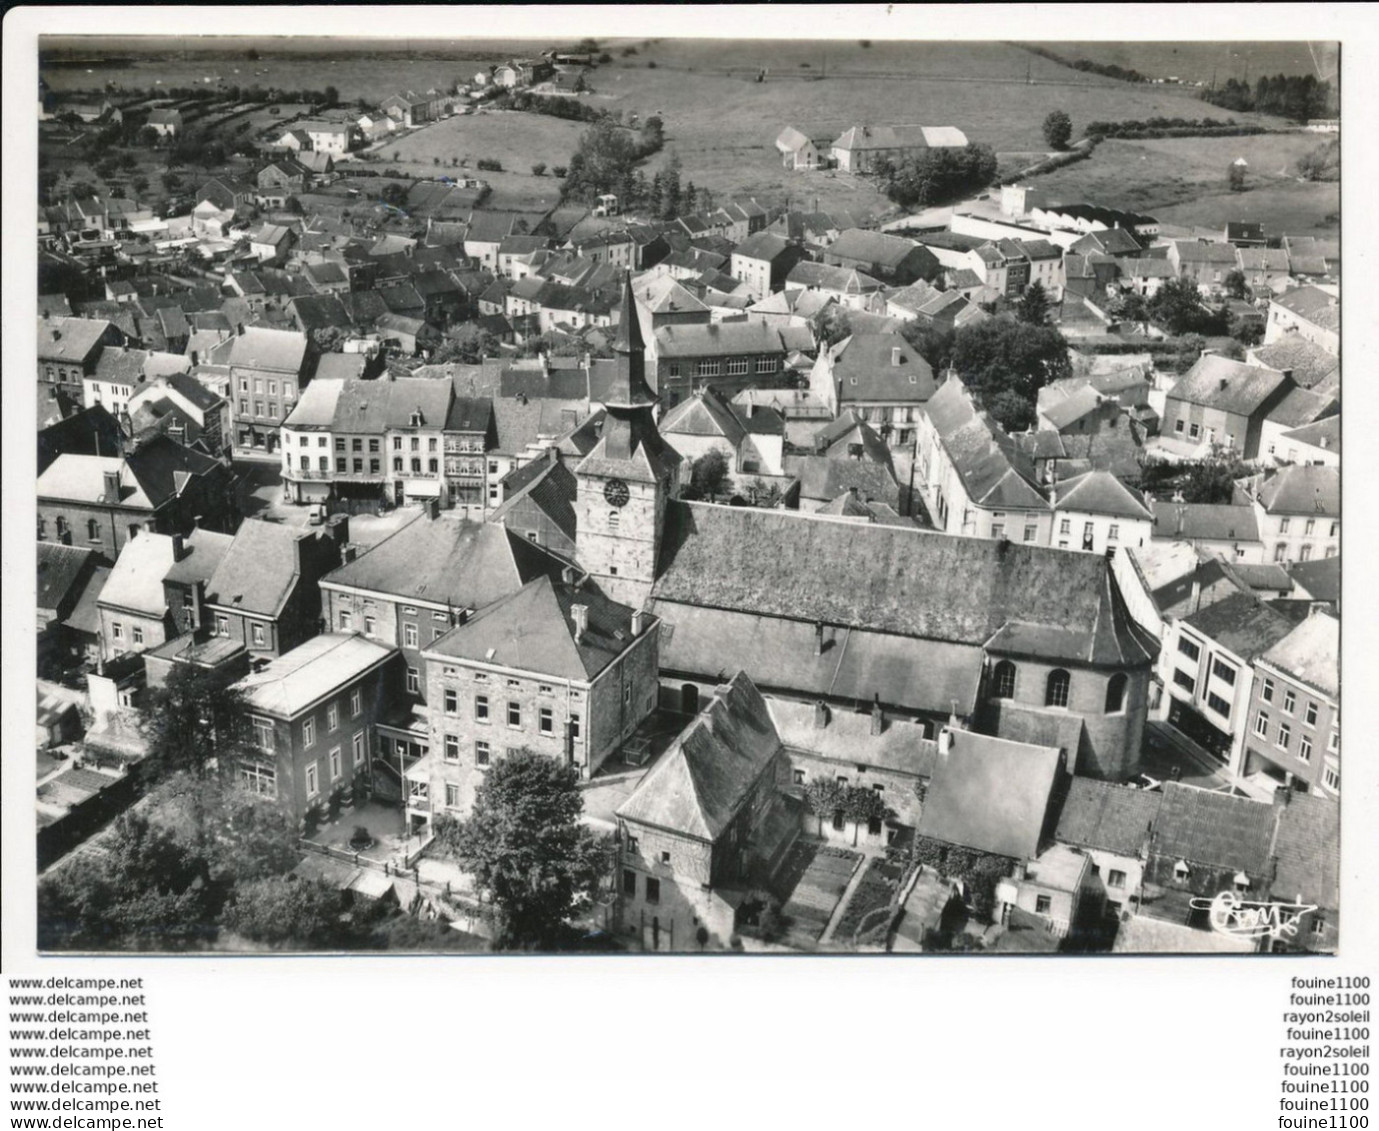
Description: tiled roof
xmin=1256 ymin=464 xmax=1339 ymax=517
xmin=650 ymin=600 xmax=983 ymax=716
xmin=236 ymin=634 xmax=395 ymax=718
xmin=832 ymin=124 xmax=968 ymax=151
xmin=1151 ymin=502 xmax=1259 ymax=544
xmin=1054 ymin=469 xmax=1151 ymax=520
xmin=617 ymin=672 xmax=780 ymax=841
xmin=426 ymin=574 xmax=647 ymax=682
xmin=1272 ymin=286 xmax=1339 ymax=332
xmin=1055 ymin=777 xmax=1161 ymax=856
xmin=36 ymin=542 xmax=99 ymax=613
xmin=204 ymin=520 xmax=321 ymax=619
xmin=653 ymin=319 xmax=784 ymax=359
xmin=732 ymin=231 xmax=792 ymax=262
xmin=322 ymin=512 xmax=561 ymax=609
xmin=1248 ymin=338 xmax=1338 ymax=390
xmin=1259 ymin=610 xmax=1337 ymax=699
xmin=1271 ymin=793 xmax=1339 ymax=910
xmin=798 ymin=456 xmax=899 ymax=506
xmin=221 ymin=327 xmax=308 ymax=375
xmin=38 ymin=317 xmax=113 ymax=363
xmin=653 ymin=501 xmax=1153 ymax=665
xmin=923 ymin=379 xmax=1047 ymax=511
xmin=1183 ymin=590 xmax=1296 ymax=661
xmin=916 ymin=730 xmax=1062 ymax=860
xmin=1168 ymin=354 xmax=1289 ymax=416
xmin=829 ymin=332 xmax=938 ymax=404
xmin=488 ymin=454 xmax=578 ymax=544
xmin=1149 ymin=782 xmax=1278 ymax=875
xmin=828 ymin=229 xmax=933 ymax=272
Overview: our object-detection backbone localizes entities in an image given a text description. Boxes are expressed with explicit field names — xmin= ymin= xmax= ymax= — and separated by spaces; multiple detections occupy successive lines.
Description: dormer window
xmin=411 ymin=410 xmax=423 ymax=427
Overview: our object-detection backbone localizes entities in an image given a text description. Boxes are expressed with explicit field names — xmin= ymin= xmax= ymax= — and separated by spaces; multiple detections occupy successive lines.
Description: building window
xmin=445 ymin=783 xmax=461 ymax=810
xmin=329 ymin=748 xmax=342 ymax=781
xmin=393 ymin=458 xmax=403 ymax=473
xmin=645 ymin=878 xmax=661 ymax=904
xmin=1045 ymin=669 xmax=1071 ymax=709
xmin=726 ymin=357 xmax=749 ymax=377
xmin=1298 ymin=735 xmax=1312 ymax=763
xmin=252 ymin=623 xmax=266 ymax=648
xmin=326 ymin=702 xmax=338 ymax=732
xmin=1173 ymin=668 xmax=1196 ymax=693
xmin=444 ymin=688 xmax=458 ymax=714
xmin=698 ymin=359 xmax=721 ymax=378
xmin=404 ymin=623 xmax=419 ymax=648
xmin=1035 ymin=894 xmax=1052 ymax=915
xmin=252 ymin=717 xmax=275 ymax=752
xmin=1177 ymin=636 xmax=1201 ymax=662
xmin=303 ymin=717 xmax=316 ymax=748
xmin=1279 ymin=517 xmax=1290 ymax=534
xmin=131 ymin=625 xmax=144 ymax=645
xmin=793 ymin=769 xmax=806 ymax=785
xmin=507 ymin=701 xmax=522 ymax=728
xmin=350 ymin=689 xmax=361 ymax=718
xmin=475 ymin=740 xmax=491 ymax=767
xmin=1206 ymin=691 xmax=1232 ymax=717
xmin=305 ymin=762 xmax=319 ymax=798
xmin=364 ymin=615 xmax=376 ymax=637
xmin=475 ymin=695 xmax=490 ymax=722
xmin=991 ymin=660 xmax=1016 ymax=700
xmin=1299 ymin=545 xmax=1312 ymax=562
xmin=539 ymin=707 xmax=554 ymax=735
xmin=1274 ymin=544 xmax=1287 ymax=563
xmin=991 ymin=523 xmax=1005 ymax=540
xmin=406 ymin=667 xmax=420 ymax=694
xmin=1323 ymin=765 xmax=1339 ymax=791
xmin=608 ymin=510 xmax=620 ymax=531
xmin=1107 ymin=869 xmax=1127 ymax=890
xmin=1174 ymin=419 xmax=1185 ymax=435
xmin=623 ymin=870 xmax=636 ymax=897
xmin=1277 ymin=722 xmax=1291 ymax=750
xmin=1283 ymin=689 xmax=1296 ymax=715
xmin=339 ymin=608 xmax=353 ymax=633
xmin=1188 ymin=422 xmax=1200 ymax=440
xmin=570 ymin=713 xmax=581 ymax=742
xmin=87 ymin=518 xmax=100 ymax=541
xmin=215 ymin=614 xmax=230 ymax=637
xmin=1304 ymin=701 xmax=1318 ymax=728
xmin=1212 ymin=659 xmax=1236 ymax=686
xmin=353 ymin=731 xmax=364 ymax=766
xmin=238 ymin=761 xmax=276 ymax=798
xmin=1023 ymin=524 xmax=1038 ymax=543
xmin=1255 ymin=710 xmax=1270 ymax=738
xmin=1261 ymin=678 xmax=1274 ymax=704
xmin=444 ymin=734 xmax=460 ymax=762
xmin=1105 ymin=673 xmax=1128 ymax=714
xmin=1107 ymin=524 xmax=1120 ymax=542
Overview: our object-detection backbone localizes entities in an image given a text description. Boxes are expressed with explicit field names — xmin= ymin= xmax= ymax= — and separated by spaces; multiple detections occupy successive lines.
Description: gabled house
xmin=1249 ymin=464 xmax=1339 ymax=565
xmin=915 ymin=377 xmax=1051 ymax=542
xmin=1160 ymin=354 xmax=1294 ymax=460
xmin=776 ymin=126 xmax=822 ymax=170
xmin=615 ymin=671 xmax=792 ymax=950
xmin=823 ymin=229 xmax=941 ymax=287
xmin=201 ymin=518 xmax=347 ymax=658
xmin=658 ymin=387 xmax=786 ymax=480
xmin=1168 ymin=240 xmax=1241 ymax=294
xmin=1264 ymin=286 xmax=1339 ymax=355
xmin=809 ymin=331 xmax=938 ymax=448
xmin=829 ymin=124 xmax=969 ymax=173
xmin=1049 ymin=470 xmax=1153 ymax=555
xmin=729 ymin=232 xmax=805 ymax=301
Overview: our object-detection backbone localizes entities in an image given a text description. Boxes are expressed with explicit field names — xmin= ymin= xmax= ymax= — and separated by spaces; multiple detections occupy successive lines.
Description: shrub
xmin=476 ymin=157 xmax=504 ymax=172
xmin=552 ymin=165 xmax=568 ymax=178
xmin=531 ymin=162 xmax=547 ymax=176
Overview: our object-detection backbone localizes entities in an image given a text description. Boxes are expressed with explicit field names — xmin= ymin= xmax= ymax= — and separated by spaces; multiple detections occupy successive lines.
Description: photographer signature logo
xmin=1188 ymin=891 xmax=1318 ymax=941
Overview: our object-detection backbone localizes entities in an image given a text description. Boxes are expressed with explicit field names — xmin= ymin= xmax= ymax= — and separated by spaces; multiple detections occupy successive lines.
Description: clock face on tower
xmin=603 ymin=478 xmax=630 ymax=508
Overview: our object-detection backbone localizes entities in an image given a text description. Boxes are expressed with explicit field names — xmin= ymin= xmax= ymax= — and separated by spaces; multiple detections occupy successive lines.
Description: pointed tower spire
xmin=606 ymin=270 xmax=656 ymax=409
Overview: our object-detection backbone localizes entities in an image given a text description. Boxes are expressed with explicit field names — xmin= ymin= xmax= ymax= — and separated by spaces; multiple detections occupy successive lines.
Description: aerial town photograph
xmin=30 ymin=31 xmax=1340 ymax=956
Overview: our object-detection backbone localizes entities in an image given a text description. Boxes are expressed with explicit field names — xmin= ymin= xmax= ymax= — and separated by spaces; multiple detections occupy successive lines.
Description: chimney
xmin=237 ymin=322 xmax=246 ymax=335
xmin=1012 ymin=860 xmax=1027 ymax=882
xmin=938 ymin=726 xmax=953 ymax=757
xmin=342 ymin=545 xmax=358 ymax=564
xmin=327 ymin=513 xmax=350 ymax=546
xmin=571 ymin=603 xmax=588 ymax=643
xmin=812 ymin=700 xmax=829 ymax=730
xmin=190 ymin=349 xmax=199 ymax=367
xmin=631 ymin=609 xmax=646 ymax=637
xmin=171 ymin=533 xmax=187 ymax=561
xmin=1189 ymin=575 xmax=1202 ymax=611
xmin=102 ymin=469 xmax=121 ymax=502
xmin=870 ymin=694 xmax=884 ymax=736
xmin=1104 ymin=546 xmax=1116 ymax=562
xmin=562 ymin=564 xmax=578 ymax=586
xmin=813 ymin=619 xmax=824 ymax=656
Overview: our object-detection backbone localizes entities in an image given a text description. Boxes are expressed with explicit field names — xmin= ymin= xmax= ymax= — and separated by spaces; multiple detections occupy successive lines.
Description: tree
xmin=1043 ymin=110 xmax=1073 ymax=150
xmin=809 ymin=302 xmax=853 ymax=348
xmin=323 ymin=85 xmax=339 ymax=108
xmin=900 ymin=320 xmax=956 ymax=375
xmin=531 ymin=161 xmax=547 ymax=176
xmin=1107 ymin=290 xmax=1150 ymax=326
xmin=1223 ymin=269 xmax=1249 ymax=300
xmin=881 ymin=143 xmax=998 ymax=210
xmin=141 ymin=665 xmax=252 ymax=787
xmin=220 ymin=877 xmax=344 ymax=948
xmin=690 ymin=448 xmax=732 ymax=502
xmin=1148 ymin=276 xmax=1230 ymax=336
xmin=1227 ymin=163 xmax=1247 ymax=192
xmin=950 ymin=315 xmax=1071 ymax=428
xmin=1181 ymin=450 xmax=1249 ymax=504
xmin=1017 ymin=281 xmax=1052 ymax=326
xmin=429 ymin=323 xmax=499 ymax=364
xmin=443 ymin=750 xmax=612 ymax=950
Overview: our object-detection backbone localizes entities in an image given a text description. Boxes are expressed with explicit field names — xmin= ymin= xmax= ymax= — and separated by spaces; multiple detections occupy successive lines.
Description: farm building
xmin=829 ymin=125 xmax=969 ymax=174
xmin=776 ymin=126 xmax=822 ymax=170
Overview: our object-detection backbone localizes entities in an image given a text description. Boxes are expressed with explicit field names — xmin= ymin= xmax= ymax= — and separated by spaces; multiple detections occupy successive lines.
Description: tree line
xmin=1201 ymin=74 xmax=1335 ymax=121
xmin=875 ymin=143 xmax=1000 ymax=210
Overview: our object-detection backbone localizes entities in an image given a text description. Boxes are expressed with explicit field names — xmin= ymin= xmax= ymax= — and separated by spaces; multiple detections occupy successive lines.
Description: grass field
xmin=43 ymin=39 xmax=1284 ymax=219
xmin=1030 ymin=133 xmax=1339 ymax=237
xmin=356 ymin=110 xmax=585 ymax=211
xmin=1027 ymin=42 xmax=1337 ymax=87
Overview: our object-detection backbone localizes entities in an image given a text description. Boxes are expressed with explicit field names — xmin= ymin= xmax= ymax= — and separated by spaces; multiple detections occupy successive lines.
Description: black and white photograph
xmin=2 ymin=5 xmax=1372 ymax=1126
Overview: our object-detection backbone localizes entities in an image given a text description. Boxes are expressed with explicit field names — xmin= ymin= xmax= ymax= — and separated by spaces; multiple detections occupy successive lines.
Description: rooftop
xmin=916 ymin=729 xmax=1063 ymax=860
xmin=1258 ymin=609 xmax=1338 ymax=700
xmin=1148 ymin=781 xmax=1278 ymax=875
xmin=1256 ymin=464 xmax=1339 ymax=517
xmin=1168 ymin=354 xmax=1290 ymax=417
xmin=1182 ymin=589 xmax=1296 ymax=662
xmin=236 ymin=634 xmax=396 ymax=718
xmin=1054 ymin=777 xmax=1162 ymax=857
